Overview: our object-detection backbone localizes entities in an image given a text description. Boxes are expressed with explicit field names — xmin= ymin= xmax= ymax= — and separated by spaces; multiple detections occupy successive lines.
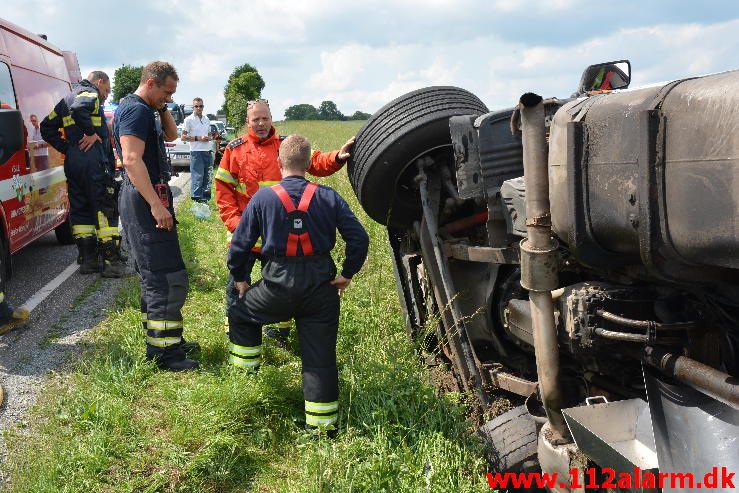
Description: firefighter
xmin=40 ymin=71 xmax=125 ymax=278
xmin=228 ymin=134 xmax=369 ymax=436
xmin=114 ymin=61 xmax=198 ymax=372
xmin=216 ymin=99 xmax=354 ymax=346
xmin=0 ymin=292 xmax=29 ymax=336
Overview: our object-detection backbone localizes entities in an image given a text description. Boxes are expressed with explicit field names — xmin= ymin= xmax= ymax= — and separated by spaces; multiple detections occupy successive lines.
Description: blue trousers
xmin=190 ymin=151 xmax=212 ymax=201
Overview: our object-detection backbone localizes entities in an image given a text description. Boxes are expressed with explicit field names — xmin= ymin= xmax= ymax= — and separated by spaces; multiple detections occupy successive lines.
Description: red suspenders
xmin=271 ymin=182 xmax=319 ymax=256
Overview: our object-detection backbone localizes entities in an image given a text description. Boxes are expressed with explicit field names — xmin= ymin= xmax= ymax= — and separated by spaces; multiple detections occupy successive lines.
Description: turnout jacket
xmin=215 ymin=127 xmax=344 ymax=234
xmin=40 ymin=79 xmax=107 ymax=154
xmin=228 ymin=176 xmax=369 ymax=283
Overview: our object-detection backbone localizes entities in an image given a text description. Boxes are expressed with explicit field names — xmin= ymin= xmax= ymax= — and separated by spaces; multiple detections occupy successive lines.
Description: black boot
xmin=78 ymin=237 xmax=101 ymax=274
xmin=100 ymin=240 xmax=126 ymax=278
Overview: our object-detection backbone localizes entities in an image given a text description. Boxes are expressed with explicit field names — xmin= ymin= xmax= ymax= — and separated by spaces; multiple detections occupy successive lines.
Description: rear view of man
xmin=216 ymin=99 xmax=354 ymax=345
xmin=40 ymin=71 xmax=125 ymax=278
xmin=181 ymin=97 xmax=212 ymax=203
xmin=227 ymin=134 xmax=369 ymax=436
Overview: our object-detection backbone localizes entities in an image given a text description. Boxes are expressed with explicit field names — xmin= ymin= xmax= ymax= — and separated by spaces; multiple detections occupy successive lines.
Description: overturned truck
xmin=348 ymin=62 xmax=739 ymax=492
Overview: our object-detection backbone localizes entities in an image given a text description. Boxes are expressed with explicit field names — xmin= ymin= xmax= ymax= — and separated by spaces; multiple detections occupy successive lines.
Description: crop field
xmin=2 ymin=121 xmax=490 ymax=492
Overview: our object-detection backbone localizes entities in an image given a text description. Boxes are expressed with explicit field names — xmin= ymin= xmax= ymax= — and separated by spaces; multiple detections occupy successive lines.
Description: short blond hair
xmin=279 ymin=135 xmax=311 ymax=172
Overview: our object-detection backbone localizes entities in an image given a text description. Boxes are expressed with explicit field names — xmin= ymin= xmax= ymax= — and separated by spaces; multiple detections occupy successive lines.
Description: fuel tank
xmin=548 ymin=70 xmax=739 ymax=282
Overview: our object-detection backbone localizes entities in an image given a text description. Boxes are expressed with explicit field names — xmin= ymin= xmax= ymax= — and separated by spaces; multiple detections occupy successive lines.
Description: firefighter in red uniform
xmin=215 ymin=99 xmax=354 ymax=345
xmin=227 ymin=135 xmax=368 ymax=437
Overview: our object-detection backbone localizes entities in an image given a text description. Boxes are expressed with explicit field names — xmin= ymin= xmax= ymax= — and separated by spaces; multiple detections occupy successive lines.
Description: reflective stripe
xmin=305 ymin=414 xmax=338 ymax=426
xmin=48 ymin=110 xmax=57 ymax=119
xmin=215 ymin=167 xmax=238 ymax=187
xmin=258 ymin=180 xmax=279 ymax=188
xmin=305 ymin=401 xmax=339 ymax=413
xmin=229 ymin=343 xmax=262 ymax=356
xmin=91 ymin=116 xmax=102 ymax=126
xmin=0 ymin=292 xmax=4 ymax=303
xmin=97 ymin=211 xmax=109 ymax=229
xmin=62 ymin=115 xmax=75 ymax=127
xmin=97 ymin=227 xmax=119 ymax=241
xmin=277 ymin=321 xmax=291 ymax=329
xmin=147 ymin=320 xmax=183 ymax=330
xmin=228 ymin=355 xmax=261 ymax=369
xmin=235 ymin=182 xmax=248 ymax=195
xmin=146 ymin=336 xmax=182 ymax=347
xmin=77 ymin=91 xmax=99 ymax=98
xmin=72 ymin=224 xmax=96 ymax=238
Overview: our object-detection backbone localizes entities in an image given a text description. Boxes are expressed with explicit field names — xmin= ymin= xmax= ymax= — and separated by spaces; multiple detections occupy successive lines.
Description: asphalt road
xmin=0 ymin=172 xmax=191 ymax=479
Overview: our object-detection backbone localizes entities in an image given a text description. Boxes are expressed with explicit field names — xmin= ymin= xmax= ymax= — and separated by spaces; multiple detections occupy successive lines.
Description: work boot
xmin=304 ymin=424 xmax=338 ymax=439
xmin=78 ymin=236 xmax=101 ymax=274
xmin=100 ymin=241 xmax=126 ymax=278
xmin=157 ymin=357 xmax=199 ymax=372
xmin=0 ymin=300 xmax=29 ymax=336
xmin=76 ymin=242 xmax=83 ymax=265
xmin=264 ymin=326 xmax=289 ymax=348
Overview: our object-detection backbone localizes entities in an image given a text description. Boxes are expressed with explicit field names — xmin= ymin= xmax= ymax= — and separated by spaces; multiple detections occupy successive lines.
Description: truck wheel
xmin=478 ymin=405 xmax=540 ymax=491
xmin=348 ymin=86 xmax=488 ymax=228
xmin=54 ymin=215 xmax=75 ymax=245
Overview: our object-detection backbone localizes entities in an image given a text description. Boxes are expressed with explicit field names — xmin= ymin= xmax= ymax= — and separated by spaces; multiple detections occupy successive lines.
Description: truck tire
xmin=478 ymin=405 xmax=539 ymax=482
xmin=348 ymin=86 xmax=488 ymax=228
xmin=54 ymin=215 xmax=75 ymax=245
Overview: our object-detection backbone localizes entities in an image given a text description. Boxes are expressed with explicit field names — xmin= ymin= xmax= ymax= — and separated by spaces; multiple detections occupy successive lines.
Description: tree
xmin=222 ymin=64 xmax=265 ymax=131
xmin=284 ymin=104 xmax=319 ymax=121
xmin=111 ymin=64 xmax=142 ymax=103
xmin=317 ymin=100 xmax=344 ymax=121
xmin=349 ymin=110 xmax=371 ymax=120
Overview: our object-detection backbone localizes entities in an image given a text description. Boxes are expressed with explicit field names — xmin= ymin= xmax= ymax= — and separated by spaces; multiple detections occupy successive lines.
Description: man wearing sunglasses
xmin=181 ymin=97 xmax=213 ymax=203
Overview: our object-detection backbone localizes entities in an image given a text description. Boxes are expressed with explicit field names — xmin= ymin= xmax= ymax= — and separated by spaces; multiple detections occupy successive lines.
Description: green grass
xmin=2 ymin=120 xmax=490 ymax=492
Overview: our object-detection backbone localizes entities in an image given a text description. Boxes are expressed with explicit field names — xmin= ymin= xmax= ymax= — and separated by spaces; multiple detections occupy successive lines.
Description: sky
xmin=4 ymin=0 xmax=739 ymax=122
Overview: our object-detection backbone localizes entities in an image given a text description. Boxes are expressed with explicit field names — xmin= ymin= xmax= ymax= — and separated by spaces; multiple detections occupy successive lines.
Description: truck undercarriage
xmin=347 ymin=64 xmax=739 ymax=492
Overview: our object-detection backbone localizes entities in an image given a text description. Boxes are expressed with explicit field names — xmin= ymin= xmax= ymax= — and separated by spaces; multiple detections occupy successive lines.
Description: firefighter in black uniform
xmin=113 ymin=61 xmax=198 ymax=372
xmin=40 ymin=71 xmax=125 ymax=277
xmin=228 ymin=134 xmax=368 ymax=436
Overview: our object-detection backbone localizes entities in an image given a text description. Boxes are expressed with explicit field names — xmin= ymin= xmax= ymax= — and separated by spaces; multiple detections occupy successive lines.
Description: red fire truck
xmin=0 ymin=17 xmax=79 ymax=281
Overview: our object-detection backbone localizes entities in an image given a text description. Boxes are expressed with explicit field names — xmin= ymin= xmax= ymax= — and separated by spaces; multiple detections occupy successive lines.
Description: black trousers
xmin=65 ymin=144 xmax=118 ymax=240
xmin=228 ymin=255 xmax=340 ymax=427
xmin=119 ymin=178 xmax=189 ymax=362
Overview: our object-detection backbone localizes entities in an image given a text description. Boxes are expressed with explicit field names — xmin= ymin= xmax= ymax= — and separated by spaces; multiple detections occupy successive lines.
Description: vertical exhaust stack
xmin=518 ymin=93 xmax=569 ymax=440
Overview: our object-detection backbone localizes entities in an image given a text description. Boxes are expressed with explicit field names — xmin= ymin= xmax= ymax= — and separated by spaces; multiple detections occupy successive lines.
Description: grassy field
xmin=2 ymin=121 xmax=490 ymax=492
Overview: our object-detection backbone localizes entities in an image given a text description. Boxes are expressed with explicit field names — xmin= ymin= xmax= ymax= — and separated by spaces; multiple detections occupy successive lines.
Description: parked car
xmin=164 ymin=124 xmax=190 ymax=169
xmin=166 ymin=102 xmax=185 ymax=126
xmin=0 ymin=17 xmax=80 ymax=281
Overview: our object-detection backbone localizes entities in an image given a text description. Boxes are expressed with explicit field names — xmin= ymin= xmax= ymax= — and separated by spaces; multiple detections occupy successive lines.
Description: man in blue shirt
xmin=228 ymin=134 xmax=369 ymax=436
xmin=114 ymin=61 xmax=198 ymax=372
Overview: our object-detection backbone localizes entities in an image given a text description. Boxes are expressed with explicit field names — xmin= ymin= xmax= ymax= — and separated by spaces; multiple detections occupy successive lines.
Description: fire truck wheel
xmin=54 ymin=215 xmax=75 ymax=245
xmin=348 ymin=86 xmax=487 ymax=228
xmin=478 ymin=405 xmax=540 ymax=486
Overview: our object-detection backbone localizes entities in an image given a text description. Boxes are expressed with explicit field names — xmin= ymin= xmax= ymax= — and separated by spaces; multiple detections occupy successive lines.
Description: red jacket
xmin=215 ymin=127 xmax=343 ymax=235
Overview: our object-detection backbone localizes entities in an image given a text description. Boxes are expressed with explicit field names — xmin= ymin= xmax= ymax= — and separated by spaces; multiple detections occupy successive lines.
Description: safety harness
xmin=271 ymin=182 xmax=318 ymax=256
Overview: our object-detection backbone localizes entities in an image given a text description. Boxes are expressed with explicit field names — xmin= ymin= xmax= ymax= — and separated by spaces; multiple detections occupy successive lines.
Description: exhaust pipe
xmin=518 ymin=93 xmax=569 ymax=440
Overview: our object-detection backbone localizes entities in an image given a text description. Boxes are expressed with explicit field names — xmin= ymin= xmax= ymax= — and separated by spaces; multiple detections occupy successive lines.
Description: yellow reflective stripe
xmin=235 ymin=182 xmax=248 ymax=195
xmin=48 ymin=110 xmax=57 ymax=119
xmin=258 ymin=180 xmax=279 ymax=188
xmin=0 ymin=292 xmax=5 ymax=303
xmin=276 ymin=321 xmax=291 ymax=329
xmin=305 ymin=401 xmax=339 ymax=413
xmin=254 ymin=237 xmax=262 ymax=248
xmin=228 ymin=355 xmax=261 ymax=368
xmin=146 ymin=336 xmax=182 ymax=347
xmin=97 ymin=211 xmax=109 ymax=229
xmin=97 ymin=227 xmax=119 ymax=240
xmin=72 ymin=225 xmax=96 ymax=238
xmin=141 ymin=313 xmax=147 ymax=322
xmin=91 ymin=116 xmax=102 ymax=126
xmin=229 ymin=343 xmax=261 ymax=356
xmin=305 ymin=415 xmax=338 ymax=426
xmin=214 ymin=167 xmax=238 ymax=187
xmin=147 ymin=320 xmax=183 ymax=330
xmin=62 ymin=115 xmax=75 ymax=127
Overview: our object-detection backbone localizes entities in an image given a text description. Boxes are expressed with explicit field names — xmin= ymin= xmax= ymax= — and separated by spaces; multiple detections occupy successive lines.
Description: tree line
xmin=110 ymin=63 xmax=370 ymax=128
